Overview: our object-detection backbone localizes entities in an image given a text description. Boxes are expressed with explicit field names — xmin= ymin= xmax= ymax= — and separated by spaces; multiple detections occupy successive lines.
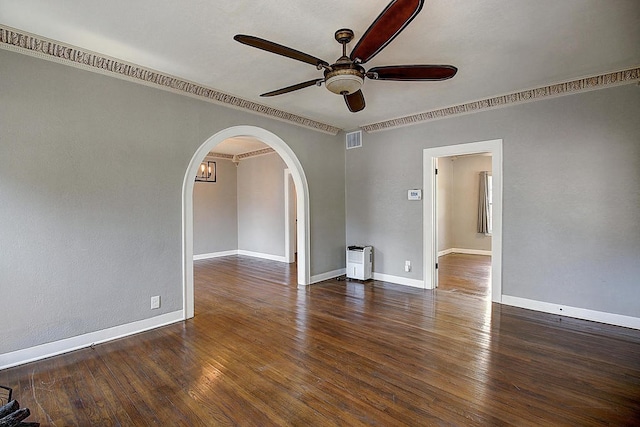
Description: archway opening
xmin=182 ymin=126 xmax=310 ymax=319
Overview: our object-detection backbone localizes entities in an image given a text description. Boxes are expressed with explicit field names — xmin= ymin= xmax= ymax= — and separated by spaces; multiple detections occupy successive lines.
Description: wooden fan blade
xmin=344 ymin=90 xmax=366 ymax=112
xmin=261 ymin=79 xmax=324 ymax=97
xmin=368 ymin=65 xmax=457 ymax=81
xmin=350 ymin=0 xmax=424 ymax=64
xmin=234 ymin=35 xmax=329 ymax=68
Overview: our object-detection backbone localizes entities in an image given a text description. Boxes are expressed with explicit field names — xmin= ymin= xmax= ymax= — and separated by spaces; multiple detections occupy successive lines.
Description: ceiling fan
xmin=234 ymin=0 xmax=457 ymax=113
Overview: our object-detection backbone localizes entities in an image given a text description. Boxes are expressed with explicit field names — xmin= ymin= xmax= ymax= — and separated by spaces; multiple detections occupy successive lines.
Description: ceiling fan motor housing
xmin=324 ymin=60 xmax=365 ymax=95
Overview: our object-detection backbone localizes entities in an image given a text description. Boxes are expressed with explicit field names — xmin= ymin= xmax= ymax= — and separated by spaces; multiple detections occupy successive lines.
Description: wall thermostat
xmin=408 ymin=189 xmax=422 ymax=200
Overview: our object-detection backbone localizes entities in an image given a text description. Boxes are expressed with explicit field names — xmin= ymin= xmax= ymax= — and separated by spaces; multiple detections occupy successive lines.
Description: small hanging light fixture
xmin=195 ymin=160 xmax=216 ymax=183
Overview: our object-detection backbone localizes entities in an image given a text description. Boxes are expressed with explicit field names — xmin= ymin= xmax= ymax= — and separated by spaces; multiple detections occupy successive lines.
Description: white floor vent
xmin=346 ymin=130 xmax=362 ymax=150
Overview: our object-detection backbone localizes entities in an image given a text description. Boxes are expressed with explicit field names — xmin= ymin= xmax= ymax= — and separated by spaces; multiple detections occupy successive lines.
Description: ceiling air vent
xmin=346 ymin=130 xmax=362 ymax=150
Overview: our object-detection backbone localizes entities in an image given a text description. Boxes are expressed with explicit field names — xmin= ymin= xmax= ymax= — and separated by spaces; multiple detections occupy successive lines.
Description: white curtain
xmin=477 ymin=171 xmax=490 ymax=234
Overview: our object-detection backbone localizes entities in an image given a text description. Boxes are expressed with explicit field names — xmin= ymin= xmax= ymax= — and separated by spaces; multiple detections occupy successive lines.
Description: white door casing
xmin=423 ymin=139 xmax=503 ymax=302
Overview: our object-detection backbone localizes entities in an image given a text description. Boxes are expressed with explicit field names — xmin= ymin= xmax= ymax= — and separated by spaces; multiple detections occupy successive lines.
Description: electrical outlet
xmin=405 ymin=260 xmax=411 ymax=272
xmin=151 ymin=295 xmax=160 ymax=309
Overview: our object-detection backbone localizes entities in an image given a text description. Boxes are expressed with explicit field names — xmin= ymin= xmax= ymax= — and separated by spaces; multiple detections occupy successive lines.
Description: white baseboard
xmin=438 ymin=248 xmax=492 ymax=257
xmin=501 ymin=295 xmax=640 ymax=330
xmin=310 ymin=268 xmax=346 ymax=284
xmin=0 ymin=310 xmax=184 ymax=370
xmin=311 ymin=268 xmax=424 ymax=289
xmin=194 ymin=250 xmax=287 ymax=263
xmin=307 ymin=269 xmax=426 ymax=289
xmin=237 ymin=250 xmax=287 ymax=263
xmin=194 ymin=250 xmax=238 ymax=260
xmin=373 ymin=272 xmax=425 ymax=289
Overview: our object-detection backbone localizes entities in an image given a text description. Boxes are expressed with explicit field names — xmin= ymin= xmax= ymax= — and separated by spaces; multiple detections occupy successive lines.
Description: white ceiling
xmin=1 ymin=0 xmax=638 ymax=131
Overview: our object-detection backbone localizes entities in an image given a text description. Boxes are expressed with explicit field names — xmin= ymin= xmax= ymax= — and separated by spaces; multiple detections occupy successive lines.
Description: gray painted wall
xmin=0 ymin=49 xmax=345 ymax=355
xmin=346 ymin=84 xmax=640 ymax=317
xmin=237 ymin=154 xmax=287 ymax=256
xmin=193 ymin=153 xmax=292 ymax=259
xmin=2 ymin=45 xmax=638 ymax=359
xmin=193 ymin=159 xmax=238 ymax=255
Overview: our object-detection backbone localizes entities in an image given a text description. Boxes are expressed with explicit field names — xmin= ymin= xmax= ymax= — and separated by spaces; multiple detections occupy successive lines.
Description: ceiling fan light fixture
xmin=236 ymin=1 xmax=457 ymax=111
xmin=325 ymin=68 xmax=364 ymax=95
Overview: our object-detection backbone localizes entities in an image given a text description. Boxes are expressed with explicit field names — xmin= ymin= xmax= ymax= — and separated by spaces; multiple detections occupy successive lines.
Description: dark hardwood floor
xmin=437 ymin=253 xmax=491 ymax=297
xmin=2 ymin=255 xmax=640 ymax=426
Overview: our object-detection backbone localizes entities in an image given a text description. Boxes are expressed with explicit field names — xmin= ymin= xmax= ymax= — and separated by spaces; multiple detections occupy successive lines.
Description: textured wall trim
xmin=361 ymin=67 xmax=640 ymax=133
xmin=205 ymin=152 xmax=234 ymax=160
xmin=238 ymin=147 xmax=276 ymax=159
xmin=0 ymin=25 xmax=340 ymax=135
xmin=206 ymin=147 xmax=275 ymax=160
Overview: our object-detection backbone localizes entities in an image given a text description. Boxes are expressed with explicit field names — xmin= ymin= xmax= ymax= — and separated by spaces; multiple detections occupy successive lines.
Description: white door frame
xmin=284 ymin=169 xmax=297 ymax=263
xmin=182 ymin=126 xmax=311 ymax=319
xmin=423 ymin=139 xmax=503 ymax=303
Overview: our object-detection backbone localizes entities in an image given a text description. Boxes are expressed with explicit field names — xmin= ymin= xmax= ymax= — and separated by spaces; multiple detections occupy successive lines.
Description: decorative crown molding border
xmin=237 ymin=147 xmax=275 ymax=159
xmin=3 ymin=25 xmax=638 ymax=136
xmin=0 ymin=25 xmax=341 ymax=136
xmin=206 ymin=153 xmax=234 ymax=160
xmin=361 ymin=67 xmax=640 ymax=133
xmin=206 ymin=147 xmax=275 ymax=160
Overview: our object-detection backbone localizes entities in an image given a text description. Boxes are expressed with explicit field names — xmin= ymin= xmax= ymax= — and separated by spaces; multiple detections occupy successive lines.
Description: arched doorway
xmin=182 ymin=126 xmax=310 ymax=319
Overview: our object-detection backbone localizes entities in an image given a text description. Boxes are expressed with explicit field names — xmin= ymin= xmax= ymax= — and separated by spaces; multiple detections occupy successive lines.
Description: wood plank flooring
xmin=438 ymin=253 xmax=491 ymax=297
xmin=2 ymin=255 xmax=640 ymax=426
